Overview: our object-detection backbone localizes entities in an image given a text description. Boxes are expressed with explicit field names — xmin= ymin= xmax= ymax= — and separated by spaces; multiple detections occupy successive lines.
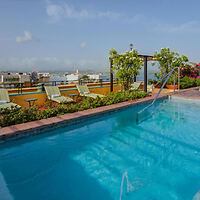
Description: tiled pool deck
xmin=173 ymin=87 xmax=200 ymax=100
xmin=0 ymin=87 xmax=199 ymax=143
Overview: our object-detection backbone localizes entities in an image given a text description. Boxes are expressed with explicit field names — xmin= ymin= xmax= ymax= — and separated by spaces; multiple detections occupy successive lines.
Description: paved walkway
xmin=173 ymin=88 xmax=200 ymax=100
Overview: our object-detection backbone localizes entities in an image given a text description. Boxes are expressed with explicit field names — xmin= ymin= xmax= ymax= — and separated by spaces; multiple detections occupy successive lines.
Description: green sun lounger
xmin=0 ymin=89 xmax=21 ymax=109
xmin=76 ymin=84 xmax=105 ymax=99
xmin=130 ymin=82 xmax=154 ymax=93
xmin=44 ymin=86 xmax=73 ymax=103
xmin=130 ymin=82 xmax=142 ymax=90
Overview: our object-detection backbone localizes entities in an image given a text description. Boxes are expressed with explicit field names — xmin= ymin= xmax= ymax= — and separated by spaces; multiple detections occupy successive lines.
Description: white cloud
xmin=80 ymin=42 xmax=86 ymax=48
xmin=16 ymin=31 xmax=33 ymax=43
xmin=46 ymin=4 xmax=64 ymax=22
xmin=46 ymin=1 xmax=120 ymax=22
xmin=154 ymin=21 xmax=200 ymax=33
xmin=45 ymin=1 xmax=149 ymax=28
xmin=65 ymin=4 xmax=91 ymax=19
xmin=46 ymin=2 xmax=92 ymax=21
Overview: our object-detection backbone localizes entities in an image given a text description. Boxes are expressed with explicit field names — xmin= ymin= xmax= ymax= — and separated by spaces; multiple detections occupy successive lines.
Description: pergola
xmin=110 ymin=45 xmax=154 ymax=92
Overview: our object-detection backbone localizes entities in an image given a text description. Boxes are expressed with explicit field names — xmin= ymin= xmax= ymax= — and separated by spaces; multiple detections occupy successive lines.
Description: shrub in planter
xmin=180 ymin=76 xmax=196 ymax=89
xmin=195 ymin=78 xmax=200 ymax=86
xmin=0 ymin=106 xmax=41 ymax=127
xmin=166 ymin=84 xmax=178 ymax=89
xmin=0 ymin=91 xmax=149 ymax=127
xmin=148 ymin=79 xmax=157 ymax=85
xmin=166 ymin=77 xmax=178 ymax=89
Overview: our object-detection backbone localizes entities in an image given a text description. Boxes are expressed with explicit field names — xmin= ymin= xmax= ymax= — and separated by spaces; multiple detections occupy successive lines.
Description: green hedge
xmin=180 ymin=76 xmax=196 ymax=89
xmin=180 ymin=76 xmax=200 ymax=89
xmin=0 ymin=90 xmax=148 ymax=127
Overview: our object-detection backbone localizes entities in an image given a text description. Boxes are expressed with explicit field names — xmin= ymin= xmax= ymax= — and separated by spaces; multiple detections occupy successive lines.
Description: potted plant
xmin=166 ymin=77 xmax=178 ymax=89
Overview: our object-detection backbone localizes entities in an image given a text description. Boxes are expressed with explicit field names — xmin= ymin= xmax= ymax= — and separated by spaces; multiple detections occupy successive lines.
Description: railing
xmin=79 ymin=78 xmax=103 ymax=85
xmin=119 ymin=172 xmax=134 ymax=200
xmin=0 ymin=81 xmax=67 ymax=88
xmin=0 ymin=79 xmax=107 ymax=94
xmin=0 ymin=81 xmax=69 ymax=94
xmin=136 ymin=67 xmax=180 ymax=124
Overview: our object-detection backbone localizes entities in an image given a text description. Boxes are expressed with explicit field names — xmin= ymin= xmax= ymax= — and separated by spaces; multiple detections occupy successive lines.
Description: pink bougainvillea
xmin=180 ymin=63 xmax=200 ymax=79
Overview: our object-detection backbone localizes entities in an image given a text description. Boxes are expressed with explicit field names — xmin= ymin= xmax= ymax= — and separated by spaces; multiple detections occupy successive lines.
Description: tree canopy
xmin=109 ymin=48 xmax=143 ymax=90
xmin=152 ymin=48 xmax=189 ymax=78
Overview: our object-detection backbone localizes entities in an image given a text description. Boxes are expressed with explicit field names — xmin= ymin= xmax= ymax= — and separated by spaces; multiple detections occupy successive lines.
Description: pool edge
xmin=0 ymin=92 xmax=174 ymax=143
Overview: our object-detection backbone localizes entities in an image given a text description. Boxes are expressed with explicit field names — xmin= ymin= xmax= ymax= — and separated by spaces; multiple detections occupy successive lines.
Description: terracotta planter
xmin=166 ymin=84 xmax=178 ymax=89
xmin=153 ymin=84 xmax=162 ymax=88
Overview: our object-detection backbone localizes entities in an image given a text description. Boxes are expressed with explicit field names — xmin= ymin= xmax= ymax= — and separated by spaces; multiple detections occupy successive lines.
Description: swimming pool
xmin=0 ymin=97 xmax=200 ymax=200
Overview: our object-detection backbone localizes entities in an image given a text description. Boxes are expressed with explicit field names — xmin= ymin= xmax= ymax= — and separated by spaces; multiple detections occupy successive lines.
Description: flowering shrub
xmin=178 ymin=63 xmax=200 ymax=88
xmin=180 ymin=63 xmax=200 ymax=79
xmin=0 ymin=90 xmax=149 ymax=127
xmin=109 ymin=48 xmax=143 ymax=90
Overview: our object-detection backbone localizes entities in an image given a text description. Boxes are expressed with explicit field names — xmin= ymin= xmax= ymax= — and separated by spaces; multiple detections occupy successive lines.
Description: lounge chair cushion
xmin=86 ymin=93 xmax=105 ymax=99
xmin=51 ymin=96 xmax=73 ymax=103
xmin=45 ymin=86 xmax=61 ymax=100
xmin=45 ymin=86 xmax=73 ymax=103
xmin=76 ymin=85 xmax=90 ymax=96
xmin=0 ymin=89 xmax=10 ymax=103
xmin=0 ymin=89 xmax=21 ymax=109
xmin=51 ymin=94 xmax=60 ymax=98
xmin=0 ymin=102 xmax=21 ymax=109
xmin=0 ymin=101 xmax=8 ymax=104
xmin=83 ymin=92 xmax=90 ymax=95
xmin=76 ymin=84 xmax=105 ymax=99
xmin=130 ymin=82 xmax=141 ymax=90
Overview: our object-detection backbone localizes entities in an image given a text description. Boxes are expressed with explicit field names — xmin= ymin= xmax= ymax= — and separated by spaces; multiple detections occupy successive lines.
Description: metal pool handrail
xmin=136 ymin=67 xmax=179 ymax=123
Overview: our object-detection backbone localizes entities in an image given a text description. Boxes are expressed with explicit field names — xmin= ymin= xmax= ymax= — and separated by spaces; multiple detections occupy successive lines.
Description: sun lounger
xmin=44 ymin=86 xmax=73 ymax=103
xmin=0 ymin=89 xmax=21 ymax=109
xmin=130 ymin=82 xmax=142 ymax=90
xmin=76 ymin=84 xmax=105 ymax=99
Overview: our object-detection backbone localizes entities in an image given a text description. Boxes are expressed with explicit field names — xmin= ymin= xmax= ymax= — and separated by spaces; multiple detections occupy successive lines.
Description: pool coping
xmin=0 ymin=87 xmax=198 ymax=142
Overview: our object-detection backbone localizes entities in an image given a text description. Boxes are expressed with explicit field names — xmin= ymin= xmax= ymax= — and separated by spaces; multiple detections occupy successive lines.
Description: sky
xmin=0 ymin=0 xmax=200 ymax=72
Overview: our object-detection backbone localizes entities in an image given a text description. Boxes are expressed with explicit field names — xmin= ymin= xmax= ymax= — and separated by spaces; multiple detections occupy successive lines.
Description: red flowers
xmin=180 ymin=63 xmax=200 ymax=79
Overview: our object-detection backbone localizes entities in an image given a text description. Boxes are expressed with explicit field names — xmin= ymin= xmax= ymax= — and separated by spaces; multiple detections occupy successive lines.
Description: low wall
xmin=9 ymin=82 xmax=120 ymax=108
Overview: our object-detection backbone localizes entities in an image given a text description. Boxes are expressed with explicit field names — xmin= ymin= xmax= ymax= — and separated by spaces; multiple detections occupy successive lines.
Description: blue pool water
xmin=1 ymin=97 xmax=200 ymax=200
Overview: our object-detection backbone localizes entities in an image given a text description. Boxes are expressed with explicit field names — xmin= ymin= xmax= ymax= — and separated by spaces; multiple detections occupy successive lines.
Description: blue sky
xmin=0 ymin=0 xmax=200 ymax=72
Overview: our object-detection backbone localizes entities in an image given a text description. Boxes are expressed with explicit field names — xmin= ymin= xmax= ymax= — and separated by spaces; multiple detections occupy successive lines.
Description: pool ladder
xmin=136 ymin=67 xmax=180 ymax=124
